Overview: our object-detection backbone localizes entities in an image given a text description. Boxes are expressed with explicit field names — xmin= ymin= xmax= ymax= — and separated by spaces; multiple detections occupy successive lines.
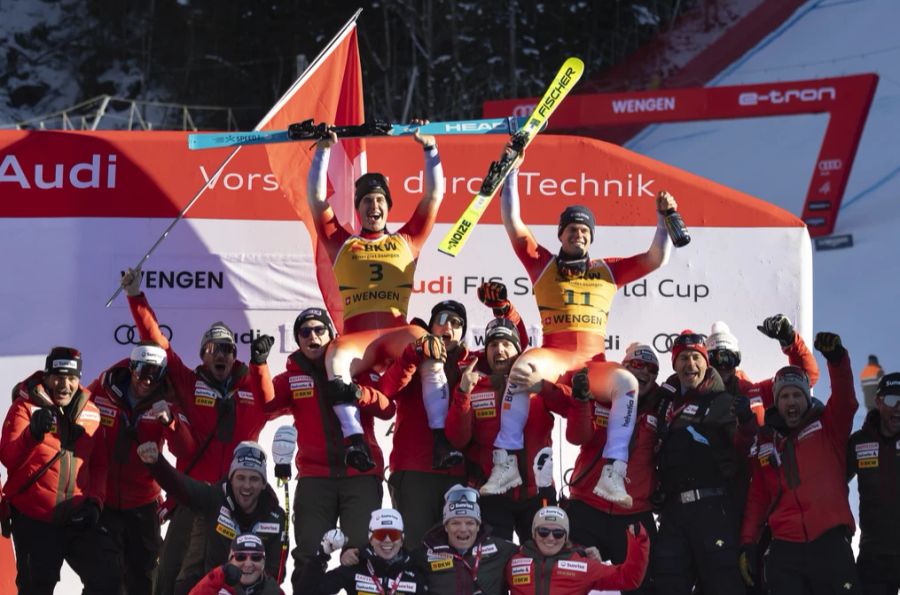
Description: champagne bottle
xmin=664 ymin=209 xmax=691 ymax=247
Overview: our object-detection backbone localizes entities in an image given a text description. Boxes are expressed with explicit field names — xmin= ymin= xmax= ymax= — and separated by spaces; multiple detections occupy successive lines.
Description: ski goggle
xmin=130 ymin=362 xmax=166 ymax=382
xmin=231 ymin=553 xmax=264 ymax=563
xmin=626 ymin=359 xmax=659 ymax=375
xmin=203 ymin=342 xmax=236 ymax=357
xmin=370 ymin=528 xmax=403 ymax=542
xmin=435 ymin=311 xmax=464 ymax=330
xmin=882 ymin=395 xmax=900 ymax=408
xmin=535 ymin=527 xmax=567 ymax=539
xmin=709 ymin=349 xmax=740 ymax=370
xmin=673 ymin=333 xmax=706 ymax=350
xmin=298 ymin=326 xmax=329 ymax=339
xmin=446 ymin=486 xmax=479 ymax=505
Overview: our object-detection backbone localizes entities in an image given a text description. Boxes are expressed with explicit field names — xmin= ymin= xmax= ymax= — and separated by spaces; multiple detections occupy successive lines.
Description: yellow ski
xmin=438 ymin=57 xmax=585 ymax=257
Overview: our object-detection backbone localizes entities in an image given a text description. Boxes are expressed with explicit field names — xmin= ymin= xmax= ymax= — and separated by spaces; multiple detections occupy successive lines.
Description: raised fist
xmin=757 ymin=314 xmax=795 ymax=347
xmin=416 ymin=334 xmax=447 ymax=363
xmin=151 ymin=400 xmax=172 ymax=426
xmin=477 ymin=281 xmax=510 ymax=315
xmin=137 ymin=441 xmax=160 ymax=464
xmin=223 ymin=563 xmax=242 ymax=586
xmin=814 ymin=332 xmax=846 ymax=364
xmin=571 ymin=368 xmax=592 ymax=402
xmin=29 ymin=408 xmax=54 ymax=442
xmin=121 ymin=267 xmax=143 ymax=297
xmin=250 ymin=335 xmax=275 ymax=365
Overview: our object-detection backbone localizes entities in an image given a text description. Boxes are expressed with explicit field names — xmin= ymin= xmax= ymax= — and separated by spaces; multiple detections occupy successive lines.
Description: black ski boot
xmin=345 ymin=433 xmax=375 ymax=472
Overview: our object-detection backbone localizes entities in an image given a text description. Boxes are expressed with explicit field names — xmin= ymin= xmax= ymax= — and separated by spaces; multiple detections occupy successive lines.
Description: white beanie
xmin=369 ymin=508 xmax=404 ymax=534
xmin=622 ymin=342 xmax=659 ymax=367
xmin=706 ymin=321 xmax=740 ymax=354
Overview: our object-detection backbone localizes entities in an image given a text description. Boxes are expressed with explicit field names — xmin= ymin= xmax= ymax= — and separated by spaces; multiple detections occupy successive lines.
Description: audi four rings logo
xmin=817 ymin=159 xmax=843 ymax=172
xmin=653 ymin=332 xmax=708 ymax=354
xmin=115 ymin=324 xmax=172 ymax=344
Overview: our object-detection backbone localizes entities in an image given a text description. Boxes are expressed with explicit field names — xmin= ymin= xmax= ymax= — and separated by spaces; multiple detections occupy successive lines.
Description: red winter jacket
xmin=741 ymin=355 xmax=857 ymax=544
xmin=87 ymin=359 xmax=196 ymax=509
xmin=1 ymin=373 xmax=106 ymax=523
xmin=737 ymin=333 xmax=820 ymax=425
xmin=265 ymin=351 xmax=394 ymax=478
xmin=188 ymin=565 xmax=284 ymax=594
xmin=567 ymin=386 xmax=661 ymax=514
xmin=445 ymin=358 xmax=587 ymax=499
xmin=505 ymin=529 xmax=649 ymax=594
xmin=128 ymin=293 xmax=274 ymax=483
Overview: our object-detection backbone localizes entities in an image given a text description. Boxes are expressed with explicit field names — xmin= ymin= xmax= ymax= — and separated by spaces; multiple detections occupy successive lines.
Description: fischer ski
xmin=438 ymin=57 xmax=585 ymax=257
xmin=187 ymin=116 xmax=529 ymax=150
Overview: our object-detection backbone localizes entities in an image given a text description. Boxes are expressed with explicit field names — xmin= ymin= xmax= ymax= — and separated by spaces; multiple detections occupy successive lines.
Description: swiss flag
xmin=262 ymin=14 xmax=366 ymax=330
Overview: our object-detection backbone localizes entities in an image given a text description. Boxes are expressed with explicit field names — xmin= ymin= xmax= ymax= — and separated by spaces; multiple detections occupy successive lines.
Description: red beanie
xmin=671 ymin=330 xmax=709 ymax=365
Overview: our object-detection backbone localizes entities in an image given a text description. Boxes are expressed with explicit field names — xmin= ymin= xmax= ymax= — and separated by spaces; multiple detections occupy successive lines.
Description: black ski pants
xmin=857 ymin=549 xmax=900 ymax=595
xmin=765 ymin=526 xmax=861 ymax=594
xmin=103 ymin=502 xmax=162 ymax=595
xmin=388 ymin=470 xmax=464 ymax=548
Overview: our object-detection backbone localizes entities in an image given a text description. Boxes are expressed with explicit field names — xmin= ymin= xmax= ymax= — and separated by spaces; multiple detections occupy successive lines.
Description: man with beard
xmin=380 ymin=282 xmax=525 ymax=546
xmin=1 ymin=347 xmax=120 ymax=594
xmin=740 ymin=332 xmax=860 ymax=594
xmin=651 ymin=331 xmax=756 ymax=595
xmin=264 ymin=307 xmax=394 ymax=588
xmin=565 ymin=343 xmax=662 ymax=594
xmin=483 ymin=152 xmax=680 ymax=505
xmin=445 ymin=318 xmax=590 ymax=542
xmin=88 ymin=342 xmax=196 ymax=595
xmin=848 ymin=372 xmax=900 ymax=593
xmin=121 ymin=268 xmax=276 ymax=595
xmin=138 ymin=440 xmax=286 ymax=594
xmin=307 ymin=125 xmax=443 ymax=472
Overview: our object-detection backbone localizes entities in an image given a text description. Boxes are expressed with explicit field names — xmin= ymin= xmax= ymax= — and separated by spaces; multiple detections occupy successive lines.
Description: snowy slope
xmin=626 ymin=0 xmax=900 ymax=555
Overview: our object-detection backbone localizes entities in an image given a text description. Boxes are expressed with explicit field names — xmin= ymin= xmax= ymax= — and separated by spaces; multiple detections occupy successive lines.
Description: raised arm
xmin=307 ymin=133 xmax=350 ymax=258
xmin=400 ymin=124 xmax=444 ymax=251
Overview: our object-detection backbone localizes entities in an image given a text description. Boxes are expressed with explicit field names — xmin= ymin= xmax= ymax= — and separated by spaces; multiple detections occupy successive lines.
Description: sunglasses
xmin=232 ymin=553 xmax=264 ymax=562
xmin=435 ymin=312 xmax=464 ymax=330
xmin=130 ymin=362 xmax=165 ymax=382
xmin=298 ymin=326 xmax=329 ymax=339
xmin=882 ymin=394 xmax=900 ymax=408
xmin=710 ymin=349 xmax=740 ymax=370
xmin=535 ymin=527 xmax=567 ymax=539
xmin=626 ymin=360 xmax=659 ymax=375
xmin=203 ymin=342 xmax=236 ymax=357
xmin=370 ymin=528 xmax=403 ymax=542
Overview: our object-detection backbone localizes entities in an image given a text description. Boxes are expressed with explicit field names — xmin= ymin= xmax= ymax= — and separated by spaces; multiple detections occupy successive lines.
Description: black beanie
xmin=557 ymin=205 xmax=595 ymax=243
xmin=429 ymin=300 xmax=468 ymax=337
xmin=45 ymin=346 xmax=83 ymax=377
xmin=354 ymin=173 xmax=393 ymax=210
xmin=484 ymin=318 xmax=521 ymax=353
xmin=293 ymin=307 xmax=336 ymax=345
xmin=877 ymin=372 xmax=900 ymax=397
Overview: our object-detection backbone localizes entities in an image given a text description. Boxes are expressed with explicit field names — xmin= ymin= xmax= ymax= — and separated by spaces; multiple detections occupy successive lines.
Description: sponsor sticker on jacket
xmin=78 ymin=409 xmax=101 ymax=423
xmin=430 ymin=558 xmax=453 ymax=571
xmin=512 ymin=575 xmax=531 ymax=585
xmin=253 ymin=522 xmax=280 ymax=534
xmin=397 ymin=581 xmax=417 ymax=592
xmin=237 ymin=390 xmax=254 ymax=404
xmin=480 ymin=543 xmax=498 ymax=555
xmin=856 ymin=441 xmax=879 ymax=468
xmin=195 ymin=396 xmax=216 ymax=407
xmin=593 ymin=403 xmax=610 ymax=428
xmin=471 ymin=391 xmax=496 ymax=419
xmin=797 ymin=420 xmax=823 ymax=441
xmin=557 ymin=560 xmax=587 ymax=572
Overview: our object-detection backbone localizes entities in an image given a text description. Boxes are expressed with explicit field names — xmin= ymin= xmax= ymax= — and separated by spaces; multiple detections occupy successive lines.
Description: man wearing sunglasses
xmin=706 ymin=315 xmax=820 ymax=425
xmin=848 ymin=372 xmax=900 ymax=593
xmin=307 ymin=126 xmax=442 ymax=475
xmin=565 ymin=342 xmax=662 ymax=594
xmin=487 ymin=152 xmax=680 ymax=505
xmin=1 ymin=346 xmax=120 ymax=594
xmin=445 ymin=317 xmax=587 ymax=543
xmin=740 ymin=332 xmax=861 ymax=594
xmin=191 ymin=533 xmax=283 ymax=594
xmin=121 ymin=268 xmax=276 ymax=595
xmin=86 ymin=342 xmax=196 ymax=595
xmin=506 ymin=506 xmax=650 ymax=594
xmin=652 ymin=330 xmax=756 ymax=595
xmin=265 ymin=307 xmax=394 ymax=589
xmin=138 ymin=440 xmax=286 ymax=594
xmin=414 ymin=485 xmax=518 ymax=595
xmin=379 ymin=283 xmax=523 ymax=546
xmin=296 ymin=508 xmax=427 ymax=594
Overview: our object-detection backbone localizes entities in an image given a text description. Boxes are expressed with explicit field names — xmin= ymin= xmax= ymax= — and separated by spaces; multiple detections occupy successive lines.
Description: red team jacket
xmin=1 ymin=373 xmax=106 ymax=523
xmin=266 ymin=351 xmax=394 ymax=478
xmin=128 ymin=293 xmax=273 ymax=483
xmin=446 ymin=361 xmax=588 ymax=499
xmin=739 ymin=333 xmax=820 ymax=424
xmin=566 ymin=388 xmax=660 ymax=514
xmin=505 ymin=529 xmax=649 ymax=594
xmin=87 ymin=359 xmax=196 ymax=510
xmin=741 ymin=355 xmax=857 ymax=544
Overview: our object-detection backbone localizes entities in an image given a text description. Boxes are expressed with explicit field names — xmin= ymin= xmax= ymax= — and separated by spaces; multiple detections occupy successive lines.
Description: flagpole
xmin=104 ymin=9 xmax=364 ymax=307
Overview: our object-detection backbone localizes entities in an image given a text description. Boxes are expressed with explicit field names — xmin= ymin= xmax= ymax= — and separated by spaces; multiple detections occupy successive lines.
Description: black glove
xmin=69 ymin=500 xmax=101 ymax=531
xmin=222 ymin=563 xmax=242 ymax=586
xmin=29 ymin=408 xmax=54 ymax=442
xmin=738 ymin=544 xmax=758 ymax=587
xmin=250 ymin=334 xmax=275 ymax=365
xmin=814 ymin=331 xmax=846 ymax=364
xmin=757 ymin=314 xmax=795 ymax=348
xmin=477 ymin=281 xmax=510 ymax=316
xmin=733 ymin=394 xmax=754 ymax=425
xmin=571 ymin=368 xmax=592 ymax=402
xmin=325 ymin=378 xmax=361 ymax=405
